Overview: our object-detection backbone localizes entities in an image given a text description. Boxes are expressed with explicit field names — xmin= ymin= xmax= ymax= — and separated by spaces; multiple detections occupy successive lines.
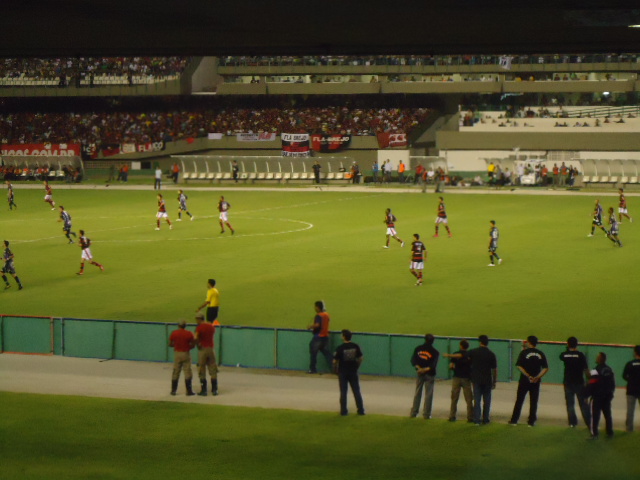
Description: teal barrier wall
xmin=1 ymin=315 xmax=636 ymax=385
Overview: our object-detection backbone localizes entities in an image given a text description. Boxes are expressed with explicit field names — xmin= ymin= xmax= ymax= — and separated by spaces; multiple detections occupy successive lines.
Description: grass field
xmin=1 ymin=391 xmax=638 ymax=480
xmin=1 ymin=185 xmax=639 ymax=343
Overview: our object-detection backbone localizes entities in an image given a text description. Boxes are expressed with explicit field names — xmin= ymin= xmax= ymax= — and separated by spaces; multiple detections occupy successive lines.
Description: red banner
xmin=1 ymin=143 xmax=81 ymax=156
xmin=311 ymin=134 xmax=352 ymax=152
xmin=281 ymin=133 xmax=310 ymax=157
xmin=376 ymin=133 xmax=407 ymax=149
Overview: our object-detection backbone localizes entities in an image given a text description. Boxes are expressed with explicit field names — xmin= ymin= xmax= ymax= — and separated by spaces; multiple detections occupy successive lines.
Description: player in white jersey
xmin=176 ymin=190 xmax=194 ymax=221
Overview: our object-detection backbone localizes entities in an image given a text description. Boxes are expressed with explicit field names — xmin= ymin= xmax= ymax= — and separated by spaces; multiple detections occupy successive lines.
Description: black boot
xmin=198 ymin=379 xmax=207 ymax=396
xmin=211 ymin=379 xmax=218 ymax=396
xmin=185 ymin=379 xmax=195 ymax=396
xmin=170 ymin=380 xmax=178 ymax=395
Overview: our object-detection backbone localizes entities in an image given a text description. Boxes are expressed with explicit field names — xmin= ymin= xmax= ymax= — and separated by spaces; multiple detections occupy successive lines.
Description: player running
xmin=43 ymin=180 xmax=55 ymax=210
xmin=176 ymin=189 xmax=194 ymax=221
xmin=76 ymin=230 xmax=104 ymax=275
xmin=434 ymin=196 xmax=452 ymax=238
xmin=383 ymin=208 xmax=404 ymax=249
xmin=488 ymin=220 xmax=502 ymax=266
xmin=155 ymin=194 xmax=173 ymax=231
xmin=618 ymin=188 xmax=633 ymax=223
xmin=606 ymin=207 xmax=623 ymax=247
xmin=218 ymin=196 xmax=235 ymax=234
xmin=58 ymin=206 xmax=77 ymax=244
xmin=7 ymin=181 xmax=17 ymax=210
xmin=588 ymin=199 xmax=609 ymax=237
xmin=410 ymin=233 xmax=427 ymax=286
xmin=2 ymin=240 xmax=24 ymax=290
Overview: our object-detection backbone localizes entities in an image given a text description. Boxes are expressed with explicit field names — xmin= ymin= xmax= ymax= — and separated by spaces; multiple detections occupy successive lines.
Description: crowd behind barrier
xmin=0 ymin=57 xmax=190 ymax=86
xmin=219 ymin=53 xmax=640 ymax=67
xmin=0 ymin=96 xmax=433 ymax=145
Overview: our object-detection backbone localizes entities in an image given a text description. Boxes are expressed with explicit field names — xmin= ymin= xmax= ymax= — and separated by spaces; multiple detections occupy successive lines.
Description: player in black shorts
xmin=59 ymin=206 xmax=77 ymax=244
xmin=588 ymin=199 xmax=609 ymax=237
xmin=606 ymin=207 xmax=623 ymax=247
xmin=7 ymin=181 xmax=17 ymax=210
xmin=2 ymin=240 xmax=24 ymax=290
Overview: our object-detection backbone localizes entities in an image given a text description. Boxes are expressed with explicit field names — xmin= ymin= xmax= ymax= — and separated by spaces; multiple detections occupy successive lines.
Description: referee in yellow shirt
xmin=197 ymin=278 xmax=220 ymax=323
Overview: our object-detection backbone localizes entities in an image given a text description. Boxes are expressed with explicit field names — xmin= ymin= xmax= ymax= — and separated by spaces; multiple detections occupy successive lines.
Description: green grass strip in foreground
xmin=0 ymin=392 xmax=638 ymax=480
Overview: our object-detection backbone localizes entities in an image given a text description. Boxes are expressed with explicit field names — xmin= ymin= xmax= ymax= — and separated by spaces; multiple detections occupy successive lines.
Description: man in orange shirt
xmin=172 ymin=162 xmax=180 ymax=184
xmin=195 ymin=313 xmax=218 ymax=396
xmin=398 ymin=160 xmax=406 ymax=183
xmin=307 ymin=300 xmax=332 ymax=374
xmin=168 ymin=319 xmax=195 ymax=396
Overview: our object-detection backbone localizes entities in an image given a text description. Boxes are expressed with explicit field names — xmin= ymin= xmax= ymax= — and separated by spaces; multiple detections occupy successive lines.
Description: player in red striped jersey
xmin=410 ymin=233 xmax=427 ymax=286
xmin=618 ymin=188 xmax=633 ymax=223
xmin=76 ymin=230 xmax=104 ymax=275
xmin=43 ymin=181 xmax=55 ymax=210
xmin=384 ymin=208 xmax=404 ymax=249
xmin=434 ymin=196 xmax=452 ymax=238
xmin=155 ymin=194 xmax=173 ymax=231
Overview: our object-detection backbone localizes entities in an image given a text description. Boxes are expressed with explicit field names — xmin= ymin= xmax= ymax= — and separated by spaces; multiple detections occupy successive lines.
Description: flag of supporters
xmin=81 ymin=143 xmax=98 ymax=160
xmin=237 ymin=133 xmax=276 ymax=142
xmin=311 ymin=134 xmax=351 ymax=152
xmin=281 ymin=133 xmax=310 ymax=157
xmin=376 ymin=132 xmax=407 ymax=149
xmin=499 ymin=55 xmax=514 ymax=70
xmin=208 ymin=133 xmax=224 ymax=140
xmin=101 ymin=144 xmax=121 ymax=157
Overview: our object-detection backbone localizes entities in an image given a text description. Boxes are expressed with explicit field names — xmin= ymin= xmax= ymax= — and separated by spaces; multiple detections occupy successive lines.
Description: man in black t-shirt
xmin=443 ymin=340 xmax=473 ymax=422
xmin=409 ymin=333 xmax=439 ymax=419
xmin=559 ymin=336 xmax=591 ymax=428
xmin=509 ymin=335 xmax=549 ymax=427
xmin=333 ymin=329 xmax=364 ymax=416
xmin=623 ymin=345 xmax=640 ymax=432
xmin=468 ymin=335 xmax=497 ymax=425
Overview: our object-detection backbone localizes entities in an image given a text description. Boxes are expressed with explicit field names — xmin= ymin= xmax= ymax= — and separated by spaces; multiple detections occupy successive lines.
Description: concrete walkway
xmin=0 ymin=354 xmax=634 ymax=430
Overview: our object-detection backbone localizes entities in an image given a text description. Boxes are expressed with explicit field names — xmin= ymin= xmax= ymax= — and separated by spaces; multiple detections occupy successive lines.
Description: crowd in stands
xmin=0 ymin=57 xmax=190 ymax=84
xmin=0 ymin=96 xmax=432 ymax=145
xmin=220 ymin=53 xmax=640 ymax=67
xmin=1 ymin=164 xmax=82 ymax=182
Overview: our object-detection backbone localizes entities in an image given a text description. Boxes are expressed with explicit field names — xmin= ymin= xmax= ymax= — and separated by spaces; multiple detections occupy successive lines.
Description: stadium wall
xmin=0 ymin=315 xmax=634 ymax=386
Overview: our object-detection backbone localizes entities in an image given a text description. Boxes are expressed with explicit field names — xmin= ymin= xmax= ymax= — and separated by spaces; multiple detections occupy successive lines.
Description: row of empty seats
xmin=183 ymin=171 xmax=350 ymax=183
xmin=580 ymin=158 xmax=640 ymax=186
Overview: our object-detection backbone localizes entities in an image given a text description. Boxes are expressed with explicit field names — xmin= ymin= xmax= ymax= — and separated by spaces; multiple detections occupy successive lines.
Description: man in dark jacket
xmin=623 ymin=345 xmax=640 ymax=432
xmin=409 ymin=333 xmax=439 ymax=419
xmin=585 ymin=352 xmax=616 ymax=439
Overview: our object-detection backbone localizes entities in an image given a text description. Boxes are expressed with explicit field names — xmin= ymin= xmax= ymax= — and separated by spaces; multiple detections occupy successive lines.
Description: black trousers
xmin=590 ymin=396 xmax=613 ymax=437
xmin=510 ymin=379 xmax=540 ymax=425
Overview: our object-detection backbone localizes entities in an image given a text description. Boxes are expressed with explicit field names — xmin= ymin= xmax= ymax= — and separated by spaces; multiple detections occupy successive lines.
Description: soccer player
xmin=618 ymin=188 xmax=633 ymax=223
xmin=176 ymin=189 xmax=194 ymax=221
xmin=410 ymin=233 xmax=427 ymax=286
xmin=588 ymin=199 xmax=608 ymax=237
xmin=43 ymin=180 xmax=55 ymax=210
xmin=7 ymin=181 xmax=17 ymax=210
xmin=218 ymin=195 xmax=234 ymax=234
xmin=155 ymin=194 xmax=173 ymax=230
xmin=434 ymin=196 xmax=452 ymax=238
xmin=488 ymin=220 xmax=502 ymax=266
xmin=606 ymin=207 xmax=623 ymax=247
xmin=383 ymin=208 xmax=404 ymax=249
xmin=2 ymin=240 xmax=23 ymax=290
xmin=76 ymin=230 xmax=104 ymax=275
xmin=58 ymin=206 xmax=77 ymax=244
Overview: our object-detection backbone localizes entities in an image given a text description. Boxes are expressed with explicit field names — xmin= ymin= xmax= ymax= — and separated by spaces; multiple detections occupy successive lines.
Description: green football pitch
xmin=1 ymin=186 xmax=638 ymax=344
xmin=1 ymin=392 xmax=639 ymax=480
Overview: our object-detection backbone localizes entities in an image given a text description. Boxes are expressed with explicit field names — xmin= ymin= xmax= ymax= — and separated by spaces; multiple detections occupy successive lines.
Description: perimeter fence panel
xmin=352 ymin=333 xmax=391 ymax=376
xmin=115 ymin=321 xmax=168 ymax=362
xmin=389 ymin=335 xmax=422 ymax=377
xmin=219 ymin=326 xmax=276 ymax=368
xmin=584 ymin=344 xmax=635 ymax=386
xmin=1 ymin=316 xmax=52 ymax=354
xmin=63 ymin=318 xmax=114 ymax=359
xmin=53 ymin=318 xmax=63 ymax=355
xmin=275 ymin=329 xmax=313 ymax=371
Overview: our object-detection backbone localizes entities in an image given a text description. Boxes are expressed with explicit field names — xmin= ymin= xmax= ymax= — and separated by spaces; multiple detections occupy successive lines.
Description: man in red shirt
xmin=307 ymin=300 xmax=332 ymax=374
xmin=168 ymin=320 xmax=195 ymax=396
xmin=195 ymin=313 xmax=218 ymax=396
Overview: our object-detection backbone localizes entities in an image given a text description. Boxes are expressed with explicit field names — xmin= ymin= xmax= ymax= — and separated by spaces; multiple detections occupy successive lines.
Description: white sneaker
xmin=401 ymin=242 xmax=405 ymax=247
xmin=191 ymin=216 xmax=194 ymax=221
xmin=488 ymin=263 xmax=495 ymax=267
xmin=498 ymin=258 xmax=503 ymax=265
xmin=176 ymin=218 xmax=182 ymax=222
xmin=169 ymin=225 xmax=173 ymax=230
xmin=383 ymin=246 xmax=389 ymax=249
xmin=155 ymin=227 xmax=160 ymax=231
xmin=587 ymin=234 xmax=594 ymax=237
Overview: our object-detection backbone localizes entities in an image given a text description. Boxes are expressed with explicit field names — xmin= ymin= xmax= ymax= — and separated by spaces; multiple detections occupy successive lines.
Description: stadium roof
xmin=4 ymin=1 xmax=640 ymax=57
